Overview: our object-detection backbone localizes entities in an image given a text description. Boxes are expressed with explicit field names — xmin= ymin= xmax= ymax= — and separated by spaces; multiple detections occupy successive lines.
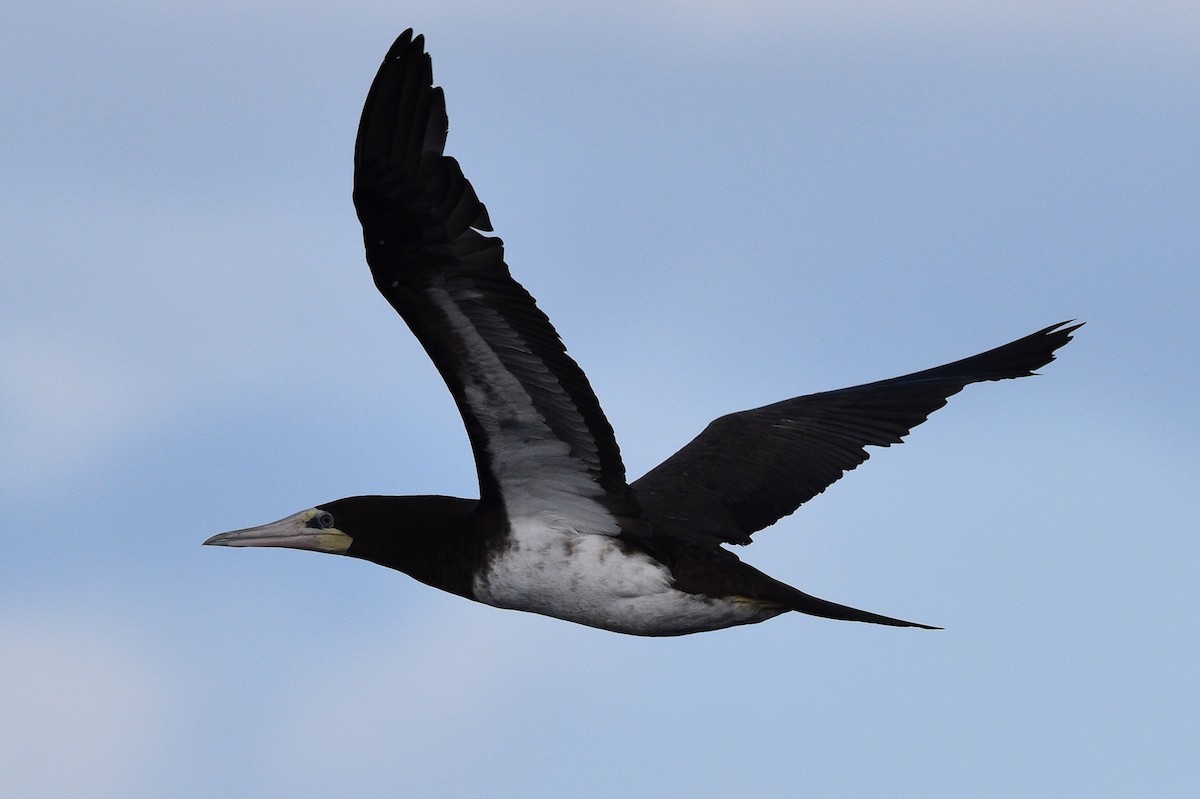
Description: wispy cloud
xmin=0 ymin=608 xmax=174 ymax=797
xmin=0 ymin=337 xmax=161 ymax=485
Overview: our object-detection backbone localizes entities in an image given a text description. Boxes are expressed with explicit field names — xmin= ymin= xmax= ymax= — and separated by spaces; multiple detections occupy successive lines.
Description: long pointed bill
xmin=203 ymin=509 xmax=352 ymax=554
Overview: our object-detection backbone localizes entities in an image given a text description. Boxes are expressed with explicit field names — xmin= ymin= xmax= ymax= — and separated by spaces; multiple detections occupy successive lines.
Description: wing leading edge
xmin=634 ymin=321 xmax=1081 ymax=547
xmin=353 ymin=31 xmax=634 ymax=523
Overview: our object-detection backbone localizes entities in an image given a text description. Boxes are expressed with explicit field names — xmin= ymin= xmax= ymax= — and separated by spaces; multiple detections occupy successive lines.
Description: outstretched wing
xmin=633 ymin=322 xmax=1080 ymax=547
xmin=353 ymin=31 xmax=633 ymax=527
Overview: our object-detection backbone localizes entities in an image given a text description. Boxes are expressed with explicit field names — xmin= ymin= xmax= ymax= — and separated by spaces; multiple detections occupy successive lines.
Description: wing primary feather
xmin=634 ymin=321 xmax=1081 ymax=547
xmin=352 ymin=30 xmax=632 ymax=514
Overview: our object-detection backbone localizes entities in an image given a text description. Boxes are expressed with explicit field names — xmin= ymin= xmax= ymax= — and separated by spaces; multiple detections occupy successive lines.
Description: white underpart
xmin=473 ymin=518 xmax=786 ymax=636
xmin=431 ymin=282 xmax=618 ymax=535
xmin=428 ymin=284 xmax=784 ymax=634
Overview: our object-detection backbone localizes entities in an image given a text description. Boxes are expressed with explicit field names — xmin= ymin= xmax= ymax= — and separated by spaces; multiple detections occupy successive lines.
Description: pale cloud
xmin=627 ymin=0 xmax=1200 ymax=68
xmin=0 ymin=610 xmax=173 ymax=797
xmin=262 ymin=605 xmax=534 ymax=785
xmin=56 ymin=0 xmax=1194 ymax=63
xmin=0 ymin=337 xmax=163 ymax=486
xmin=424 ymin=0 xmax=1200 ymax=61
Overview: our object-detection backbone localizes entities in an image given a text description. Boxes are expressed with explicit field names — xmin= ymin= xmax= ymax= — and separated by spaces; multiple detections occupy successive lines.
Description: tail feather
xmin=777 ymin=586 xmax=941 ymax=629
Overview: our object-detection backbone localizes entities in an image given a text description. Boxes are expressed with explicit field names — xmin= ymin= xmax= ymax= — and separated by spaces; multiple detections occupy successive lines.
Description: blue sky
xmin=2 ymin=2 xmax=1197 ymax=796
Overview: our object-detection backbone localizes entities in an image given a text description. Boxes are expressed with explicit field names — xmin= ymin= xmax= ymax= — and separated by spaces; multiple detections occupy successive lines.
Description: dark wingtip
xmin=1009 ymin=319 xmax=1083 ymax=370
xmin=388 ymin=28 xmax=417 ymax=56
xmin=1022 ymin=319 xmax=1084 ymax=375
xmin=1038 ymin=318 xmax=1085 ymax=344
xmin=903 ymin=319 xmax=1083 ymax=386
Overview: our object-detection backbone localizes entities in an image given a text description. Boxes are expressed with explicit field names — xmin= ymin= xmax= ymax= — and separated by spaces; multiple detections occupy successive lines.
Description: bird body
xmin=205 ymin=30 xmax=1079 ymax=636
xmin=473 ymin=518 xmax=786 ymax=636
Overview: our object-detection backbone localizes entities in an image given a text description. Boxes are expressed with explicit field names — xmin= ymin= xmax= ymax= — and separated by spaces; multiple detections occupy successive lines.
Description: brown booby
xmin=204 ymin=30 xmax=1079 ymax=636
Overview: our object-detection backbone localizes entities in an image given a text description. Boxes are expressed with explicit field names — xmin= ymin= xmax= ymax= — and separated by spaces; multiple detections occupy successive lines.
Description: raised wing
xmin=633 ymin=321 xmax=1081 ymax=547
xmin=353 ymin=31 xmax=633 ymax=528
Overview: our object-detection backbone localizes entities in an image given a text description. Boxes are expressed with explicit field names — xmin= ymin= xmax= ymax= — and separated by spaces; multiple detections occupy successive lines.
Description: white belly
xmin=471 ymin=519 xmax=785 ymax=636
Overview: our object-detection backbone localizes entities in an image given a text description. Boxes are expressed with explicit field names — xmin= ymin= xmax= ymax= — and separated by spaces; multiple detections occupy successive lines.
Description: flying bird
xmin=205 ymin=30 xmax=1079 ymax=636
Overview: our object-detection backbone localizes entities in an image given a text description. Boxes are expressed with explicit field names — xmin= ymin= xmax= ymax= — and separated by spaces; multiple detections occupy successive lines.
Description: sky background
xmin=2 ymin=1 xmax=1197 ymax=796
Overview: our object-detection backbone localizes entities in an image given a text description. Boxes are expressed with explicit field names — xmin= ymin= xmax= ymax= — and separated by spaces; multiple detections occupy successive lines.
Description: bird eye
xmin=315 ymin=511 xmax=335 ymax=529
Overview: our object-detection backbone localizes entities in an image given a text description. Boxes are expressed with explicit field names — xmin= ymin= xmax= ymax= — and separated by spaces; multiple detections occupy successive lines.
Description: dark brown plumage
xmin=634 ymin=321 xmax=1081 ymax=548
xmin=205 ymin=30 xmax=1079 ymax=636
